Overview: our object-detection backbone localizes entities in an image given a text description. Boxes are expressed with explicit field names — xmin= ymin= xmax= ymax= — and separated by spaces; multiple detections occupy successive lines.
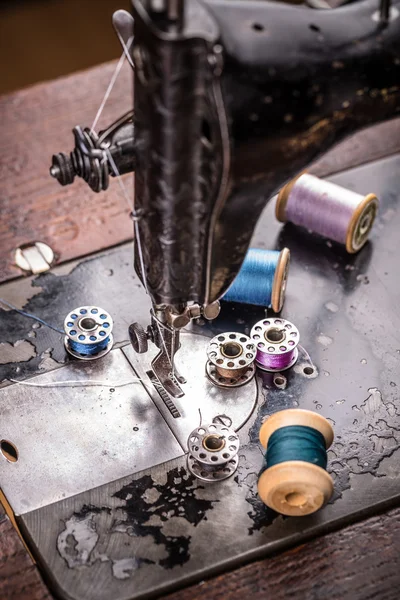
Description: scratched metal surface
xmin=0 ymin=154 xmax=400 ymax=599
xmin=0 ymin=348 xmax=185 ymax=515
xmin=0 ymin=336 xmax=257 ymax=515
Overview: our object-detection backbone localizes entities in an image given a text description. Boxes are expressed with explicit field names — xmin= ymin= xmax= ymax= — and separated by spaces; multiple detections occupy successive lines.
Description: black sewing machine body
xmin=52 ymin=0 xmax=400 ymax=311
xmin=1 ymin=3 xmax=400 ymax=599
xmin=134 ymin=0 xmax=400 ymax=307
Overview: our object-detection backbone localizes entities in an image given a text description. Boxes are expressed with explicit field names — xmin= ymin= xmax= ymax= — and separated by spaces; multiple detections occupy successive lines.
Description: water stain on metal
xmin=112 ymin=467 xmax=218 ymax=570
xmin=317 ymin=334 xmax=334 ymax=346
xmin=325 ymin=301 xmax=339 ymax=313
xmin=57 ymin=505 xmax=110 ymax=568
xmin=361 ymin=387 xmax=383 ymax=414
xmin=235 ymin=445 xmax=277 ymax=535
xmin=112 ymin=557 xmax=152 ymax=580
xmin=329 ymin=390 xmax=400 ymax=498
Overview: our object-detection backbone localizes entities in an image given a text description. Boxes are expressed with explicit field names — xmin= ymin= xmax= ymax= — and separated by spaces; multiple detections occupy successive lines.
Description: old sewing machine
xmin=1 ymin=0 xmax=400 ymax=598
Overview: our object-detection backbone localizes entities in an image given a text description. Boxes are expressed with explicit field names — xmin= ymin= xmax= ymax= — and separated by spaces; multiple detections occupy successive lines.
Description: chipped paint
xmin=57 ymin=507 xmax=102 ymax=568
xmin=112 ymin=467 xmax=217 ymax=570
xmin=0 ymin=340 xmax=36 ymax=364
xmin=38 ymin=348 xmax=61 ymax=371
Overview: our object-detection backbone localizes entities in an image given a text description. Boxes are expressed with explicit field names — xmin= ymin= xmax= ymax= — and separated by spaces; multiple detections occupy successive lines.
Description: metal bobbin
xmin=250 ymin=317 xmax=300 ymax=372
xmin=187 ymin=422 xmax=240 ymax=482
xmin=64 ymin=306 xmax=114 ymax=361
xmin=206 ymin=332 xmax=256 ymax=388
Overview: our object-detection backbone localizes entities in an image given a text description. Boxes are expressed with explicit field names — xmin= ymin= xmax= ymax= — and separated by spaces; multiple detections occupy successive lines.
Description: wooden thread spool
xmin=276 ymin=173 xmax=378 ymax=254
xmin=258 ymin=409 xmax=334 ymax=516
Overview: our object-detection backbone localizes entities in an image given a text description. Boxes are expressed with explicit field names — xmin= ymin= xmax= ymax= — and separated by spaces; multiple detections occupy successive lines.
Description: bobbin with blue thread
xmin=258 ymin=409 xmax=334 ymax=516
xmin=64 ymin=306 xmax=114 ymax=361
xmin=250 ymin=317 xmax=299 ymax=372
xmin=276 ymin=173 xmax=379 ymax=254
xmin=223 ymin=248 xmax=290 ymax=312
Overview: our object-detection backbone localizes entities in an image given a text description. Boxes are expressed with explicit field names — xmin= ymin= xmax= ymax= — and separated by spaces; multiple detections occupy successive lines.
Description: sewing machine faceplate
xmin=1 ymin=155 xmax=400 ymax=599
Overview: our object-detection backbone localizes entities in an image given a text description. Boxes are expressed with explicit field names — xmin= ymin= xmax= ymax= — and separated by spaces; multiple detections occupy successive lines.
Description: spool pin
xmin=276 ymin=173 xmax=378 ymax=254
xmin=223 ymin=248 xmax=290 ymax=312
xmin=206 ymin=332 xmax=256 ymax=388
xmin=258 ymin=409 xmax=334 ymax=516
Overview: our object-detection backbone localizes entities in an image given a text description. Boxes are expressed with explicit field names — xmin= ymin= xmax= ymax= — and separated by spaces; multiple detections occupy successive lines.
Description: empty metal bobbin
xmin=206 ymin=332 xmax=257 ymax=388
xmin=187 ymin=422 xmax=240 ymax=482
xmin=64 ymin=306 xmax=114 ymax=361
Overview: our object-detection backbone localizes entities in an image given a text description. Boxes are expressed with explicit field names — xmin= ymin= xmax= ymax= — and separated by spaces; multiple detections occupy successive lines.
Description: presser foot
xmin=151 ymin=351 xmax=185 ymax=398
xmin=129 ymin=314 xmax=185 ymax=398
xmin=150 ymin=313 xmax=186 ymax=397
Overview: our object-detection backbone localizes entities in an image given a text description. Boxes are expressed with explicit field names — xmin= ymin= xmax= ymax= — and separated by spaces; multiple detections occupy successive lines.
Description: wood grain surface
xmin=168 ymin=506 xmax=400 ymax=600
xmin=0 ymin=511 xmax=51 ymax=600
xmin=2 ymin=501 xmax=400 ymax=600
xmin=1 ymin=59 xmax=400 ymax=283
xmin=0 ymin=61 xmax=132 ymax=283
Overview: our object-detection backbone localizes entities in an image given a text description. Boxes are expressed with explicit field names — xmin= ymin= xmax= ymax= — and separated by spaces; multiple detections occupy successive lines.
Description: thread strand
xmin=0 ymin=298 xmax=63 ymax=334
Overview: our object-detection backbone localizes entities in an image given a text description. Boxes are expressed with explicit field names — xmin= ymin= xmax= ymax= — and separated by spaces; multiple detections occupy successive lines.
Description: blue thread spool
xmin=64 ymin=306 xmax=114 ymax=361
xmin=258 ymin=409 xmax=334 ymax=516
xmin=222 ymin=248 xmax=290 ymax=312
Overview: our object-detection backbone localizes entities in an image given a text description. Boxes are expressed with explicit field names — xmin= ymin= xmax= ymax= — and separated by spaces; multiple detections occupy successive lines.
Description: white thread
xmin=299 ymin=344 xmax=313 ymax=365
xmin=106 ymin=149 xmax=134 ymax=210
xmin=106 ymin=149 xmax=149 ymax=297
xmin=116 ymin=31 xmax=135 ymax=69
xmin=90 ymin=37 xmax=133 ymax=135
xmin=9 ymin=377 xmax=153 ymax=391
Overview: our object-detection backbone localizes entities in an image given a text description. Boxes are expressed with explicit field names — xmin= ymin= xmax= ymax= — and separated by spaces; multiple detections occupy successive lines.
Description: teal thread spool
xmin=258 ymin=409 xmax=334 ymax=516
xmin=223 ymin=248 xmax=290 ymax=312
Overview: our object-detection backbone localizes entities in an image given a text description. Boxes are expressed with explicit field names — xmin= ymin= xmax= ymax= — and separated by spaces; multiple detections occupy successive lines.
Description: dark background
xmin=0 ymin=0 xmax=130 ymax=94
xmin=0 ymin=0 xmax=346 ymax=95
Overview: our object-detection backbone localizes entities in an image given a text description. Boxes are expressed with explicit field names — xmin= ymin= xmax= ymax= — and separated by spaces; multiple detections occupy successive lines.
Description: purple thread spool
xmin=276 ymin=173 xmax=379 ymax=254
xmin=250 ymin=318 xmax=299 ymax=372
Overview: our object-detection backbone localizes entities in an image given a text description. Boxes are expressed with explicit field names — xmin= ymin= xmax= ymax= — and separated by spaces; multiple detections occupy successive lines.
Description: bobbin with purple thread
xmin=250 ymin=318 xmax=299 ymax=372
xmin=276 ymin=173 xmax=379 ymax=254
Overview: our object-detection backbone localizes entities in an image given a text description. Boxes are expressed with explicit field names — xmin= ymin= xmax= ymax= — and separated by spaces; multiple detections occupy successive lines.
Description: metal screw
xmin=212 ymin=414 xmax=233 ymax=428
xmin=15 ymin=242 xmax=54 ymax=274
xmin=202 ymin=301 xmax=220 ymax=321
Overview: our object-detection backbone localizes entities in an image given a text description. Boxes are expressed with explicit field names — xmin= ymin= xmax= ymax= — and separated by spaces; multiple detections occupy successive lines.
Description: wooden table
xmin=1 ymin=62 xmax=400 ymax=600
